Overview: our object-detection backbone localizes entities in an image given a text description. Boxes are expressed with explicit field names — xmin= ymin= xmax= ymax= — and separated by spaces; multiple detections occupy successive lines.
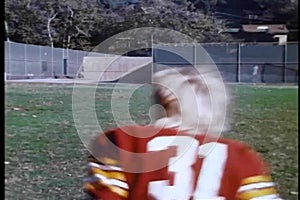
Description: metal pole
xmin=24 ymin=44 xmax=27 ymax=77
xmin=4 ymin=44 xmax=6 ymax=80
xmin=40 ymin=45 xmax=42 ymax=76
xmin=151 ymin=34 xmax=155 ymax=75
xmin=77 ymin=50 xmax=79 ymax=78
xmin=283 ymin=43 xmax=287 ymax=83
xmin=51 ymin=47 xmax=54 ymax=77
xmin=67 ymin=47 xmax=69 ymax=76
xmin=281 ymin=44 xmax=286 ymax=83
xmin=63 ymin=47 xmax=64 ymax=76
xmin=237 ymin=43 xmax=241 ymax=83
xmin=6 ymin=41 xmax=11 ymax=80
xmin=193 ymin=43 xmax=196 ymax=68
xmin=8 ymin=42 xmax=11 ymax=76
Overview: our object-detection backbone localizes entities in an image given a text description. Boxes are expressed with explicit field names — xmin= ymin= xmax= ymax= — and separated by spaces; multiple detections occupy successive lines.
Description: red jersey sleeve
xmin=83 ymin=159 xmax=129 ymax=200
xmin=83 ymin=130 xmax=130 ymax=200
xmin=235 ymin=143 xmax=282 ymax=200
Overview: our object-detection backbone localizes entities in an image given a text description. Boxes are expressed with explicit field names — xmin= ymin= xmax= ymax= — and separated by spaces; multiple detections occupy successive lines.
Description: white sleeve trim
xmin=238 ymin=182 xmax=275 ymax=192
xmin=85 ymin=173 xmax=129 ymax=189
xmin=88 ymin=162 xmax=122 ymax=171
xmin=250 ymin=194 xmax=282 ymax=200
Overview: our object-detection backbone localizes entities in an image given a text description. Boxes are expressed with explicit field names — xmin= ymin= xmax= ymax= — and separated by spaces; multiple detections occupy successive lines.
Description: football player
xmin=83 ymin=67 xmax=282 ymax=200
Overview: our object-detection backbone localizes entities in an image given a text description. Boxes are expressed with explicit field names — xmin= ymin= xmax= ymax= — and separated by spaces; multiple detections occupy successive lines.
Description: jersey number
xmin=147 ymin=136 xmax=228 ymax=200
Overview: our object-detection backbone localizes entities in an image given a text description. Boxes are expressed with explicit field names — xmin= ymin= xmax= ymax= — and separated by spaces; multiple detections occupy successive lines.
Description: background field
xmin=5 ymin=83 xmax=298 ymax=199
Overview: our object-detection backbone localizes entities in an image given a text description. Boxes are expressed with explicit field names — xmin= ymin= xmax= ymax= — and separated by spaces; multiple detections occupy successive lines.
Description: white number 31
xmin=147 ymin=136 xmax=228 ymax=200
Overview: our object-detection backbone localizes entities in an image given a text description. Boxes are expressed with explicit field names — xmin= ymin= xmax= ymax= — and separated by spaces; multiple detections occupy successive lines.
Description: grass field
xmin=5 ymin=83 xmax=298 ymax=199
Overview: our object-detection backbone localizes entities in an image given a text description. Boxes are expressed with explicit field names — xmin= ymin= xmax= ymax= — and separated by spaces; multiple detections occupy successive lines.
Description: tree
xmin=5 ymin=0 xmax=231 ymax=50
xmin=95 ymin=0 xmax=231 ymax=43
xmin=5 ymin=0 xmax=46 ymax=44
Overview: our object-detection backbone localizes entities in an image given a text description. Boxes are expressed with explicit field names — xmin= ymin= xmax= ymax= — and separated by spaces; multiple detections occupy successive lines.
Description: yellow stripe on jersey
xmin=107 ymin=184 xmax=129 ymax=198
xmin=237 ymin=187 xmax=277 ymax=200
xmin=102 ymin=157 xmax=119 ymax=165
xmin=88 ymin=156 xmax=119 ymax=166
xmin=90 ymin=167 xmax=127 ymax=181
xmin=240 ymin=175 xmax=272 ymax=185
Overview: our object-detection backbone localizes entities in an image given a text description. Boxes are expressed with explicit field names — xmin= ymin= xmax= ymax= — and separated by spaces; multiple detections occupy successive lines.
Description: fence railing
xmin=5 ymin=41 xmax=298 ymax=83
xmin=5 ymin=42 xmax=107 ymax=80
xmin=153 ymin=42 xmax=298 ymax=83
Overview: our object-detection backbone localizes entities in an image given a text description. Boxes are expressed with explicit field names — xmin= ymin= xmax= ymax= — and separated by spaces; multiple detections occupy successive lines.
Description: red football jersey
xmin=84 ymin=125 xmax=281 ymax=200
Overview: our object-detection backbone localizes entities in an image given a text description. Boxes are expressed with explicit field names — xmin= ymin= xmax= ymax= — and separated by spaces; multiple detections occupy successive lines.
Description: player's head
xmin=152 ymin=66 xmax=230 ymax=135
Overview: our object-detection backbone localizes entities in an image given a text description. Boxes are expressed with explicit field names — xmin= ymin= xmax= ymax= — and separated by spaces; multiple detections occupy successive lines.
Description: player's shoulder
xmin=102 ymin=126 xmax=253 ymax=146
xmin=218 ymin=137 xmax=252 ymax=150
xmin=103 ymin=125 xmax=181 ymax=138
xmin=100 ymin=126 xmax=258 ymax=156
xmin=196 ymin=134 xmax=257 ymax=154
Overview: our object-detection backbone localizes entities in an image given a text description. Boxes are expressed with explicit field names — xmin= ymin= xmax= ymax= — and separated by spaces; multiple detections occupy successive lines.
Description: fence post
xmin=151 ymin=34 xmax=156 ymax=74
xmin=51 ymin=46 xmax=54 ymax=78
xmin=77 ymin=50 xmax=79 ymax=77
xmin=4 ymin=41 xmax=6 ymax=79
xmin=40 ymin=45 xmax=42 ymax=76
xmin=7 ymin=42 xmax=11 ymax=80
xmin=25 ymin=44 xmax=27 ymax=77
xmin=66 ymin=47 xmax=69 ymax=76
xmin=282 ymin=43 xmax=287 ymax=83
xmin=237 ymin=42 xmax=241 ymax=83
xmin=193 ymin=43 xmax=196 ymax=70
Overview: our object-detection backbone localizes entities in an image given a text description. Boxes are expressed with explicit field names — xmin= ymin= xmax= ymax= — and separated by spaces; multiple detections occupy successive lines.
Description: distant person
xmin=252 ymin=65 xmax=259 ymax=83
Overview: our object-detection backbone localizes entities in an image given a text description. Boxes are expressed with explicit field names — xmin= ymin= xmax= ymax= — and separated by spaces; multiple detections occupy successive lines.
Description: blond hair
xmin=152 ymin=66 xmax=230 ymax=135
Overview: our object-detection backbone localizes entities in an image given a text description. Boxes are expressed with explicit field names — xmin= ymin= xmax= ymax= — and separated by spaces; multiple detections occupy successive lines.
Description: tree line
xmin=5 ymin=0 xmax=298 ymax=51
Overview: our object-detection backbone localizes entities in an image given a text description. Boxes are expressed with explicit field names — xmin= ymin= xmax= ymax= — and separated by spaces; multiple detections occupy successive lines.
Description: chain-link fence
xmin=153 ymin=42 xmax=298 ymax=83
xmin=5 ymin=41 xmax=298 ymax=83
xmin=5 ymin=42 xmax=108 ymax=80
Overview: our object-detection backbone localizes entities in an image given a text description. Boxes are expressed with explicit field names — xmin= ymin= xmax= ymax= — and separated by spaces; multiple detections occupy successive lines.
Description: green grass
xmin=5 ymin=83 xmax=298 ymax=199
xmin=227 ymin=85 xmax=298 ymax=199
